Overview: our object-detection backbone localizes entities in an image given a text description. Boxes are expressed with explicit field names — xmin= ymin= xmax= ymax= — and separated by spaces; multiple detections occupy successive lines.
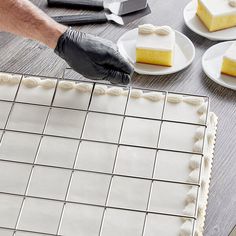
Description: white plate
xmin=117 ymin=28 xmax=195 ymax=75
xmin=202 ymin=41 xmax=236 ymax=90
xmin=184 ymin=0 xmax=236 ymax=41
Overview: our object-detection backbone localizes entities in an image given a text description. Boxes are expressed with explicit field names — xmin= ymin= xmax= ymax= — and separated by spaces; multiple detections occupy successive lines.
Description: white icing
xmin=93 ymin=85 xmax=107 ymax=95
xmin=193 ymin=140 xmax=203 ymax=153
xmin=22 ymin=77 xmax=41 ymax=88
xmin=183 ymin=203 xmax=195 ymax=216
xmin=138 ymin=24 xmax=173 ymax=36
xmin=223 ymin=42 xmax=236 ymax=62
xmin=204 ymin=154 xmax=213 ymax=165
xmin=40 ymin=79 xmax=57 ymax=89
xmin=189 ymin=155 xmax=201 ymax=170
xmin=58 ymin=81 xmax=75 ymax=90
xmin=183 ymin=96 xmax=204 ymax=106
xmin=122 ymin=90 xmax=129 ymax=96
xmin=194 ymin=127 xmax=205 ymax=140
xmin=75 ymin=83 xmax=93 ymax=92
xmin=199 ymin=114 xmax=207 ymax=124
xmin=229 ymin=0 xmax=236 ymax=8
xmin=207 ymin=130 xmax=215 ymax=143
xmin=143 ymin=92 xmax=163 ymax=101
xmin=186 ymin=187 xmax=197 ymax=203
xmin=130 ymin=89 xmax=143 ymax=98
xmin=9 ymin=75 xmax=21 ymax=85
xmin=136 ymin=24 xmax=175 ymax=51
xmin=167 ymin=94 xmax=183 ymax=103
xmin=197 ymin=103 xmax=208 ymax=114
xmin=179 ymin=220 xmax=192 ymax=236
xmin=199 ymin=0 xmax=236 ymax=16
xmin=0 ymin=73 xmax=12 ymax=83
xmin=107 ymin=87 xmax=123 ymax=96
xmin=188 ymin=169 xmax=200 ymax=183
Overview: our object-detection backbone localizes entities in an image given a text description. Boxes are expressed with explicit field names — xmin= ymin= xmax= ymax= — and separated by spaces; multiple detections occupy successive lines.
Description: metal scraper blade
xmin=121 ymin=4 xmax=151 ymax=25
xmin=107 ymin=0 xmax=148 ymax=16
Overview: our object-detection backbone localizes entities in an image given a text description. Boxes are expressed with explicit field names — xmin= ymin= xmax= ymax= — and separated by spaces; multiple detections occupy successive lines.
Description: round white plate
xmin=184 ymin=0 xmax=236 ymax=41
xmin=202 ymin=41 xmax=236 ymax=90
xmin=117 ymin=28 xmax=195 ymax=75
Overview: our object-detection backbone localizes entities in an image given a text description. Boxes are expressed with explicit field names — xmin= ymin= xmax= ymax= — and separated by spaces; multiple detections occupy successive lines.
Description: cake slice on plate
xmin=221 ymin=42 xmax=236 ymax=77
xmin=197 ymin=0 xmax=236 ymax=32
xmin=136 ymin=24 xmax=175 ymax=66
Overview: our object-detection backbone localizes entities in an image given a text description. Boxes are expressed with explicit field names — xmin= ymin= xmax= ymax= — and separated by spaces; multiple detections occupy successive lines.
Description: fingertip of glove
xmin=122 ymin=74 xmax=131 ymax=85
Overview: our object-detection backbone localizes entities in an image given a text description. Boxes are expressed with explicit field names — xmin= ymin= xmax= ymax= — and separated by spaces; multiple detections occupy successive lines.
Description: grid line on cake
xmin=9 ymin=76 xmax=60 ymax=236
xmin=0 ymin=71 xmax=211 ymax=236
xmin=97 ymin=86 xmax=131 ymax=236
xmin=54 ymin=82 xmax=96 ymax=235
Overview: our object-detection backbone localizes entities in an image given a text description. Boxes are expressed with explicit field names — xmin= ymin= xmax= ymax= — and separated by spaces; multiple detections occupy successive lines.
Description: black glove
xmin=55 ymin=28 xmax=134 ymax=85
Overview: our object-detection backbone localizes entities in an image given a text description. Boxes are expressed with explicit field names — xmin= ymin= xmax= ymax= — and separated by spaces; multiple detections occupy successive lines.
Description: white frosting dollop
xmin=194 ymin=127 xmax=205 ymax=140
xmin=204 ymin=154 xmax=213 ymax=165
xmin=180 ymin=220 xmax=192 ymax=236
xmin=58 ymin=81 xmax=75 ymax=90
xmin=183 ymin=96 xmax=204 ymax=106
xmin=143 ymin=92 xmax=163 ymax=101
xmin=229 ymin=0 xmax=236 ymax=7
xmin=138 ymin=24 xmax=173 ymax=36
xmin=22 ymin=77 xmax=41 ymax=88
xmin=107 ymin=87 xmax=123 ymax=96
xmin=199 ymin=114 xmax=207 ymax=124
xmin=197 ymin=103 xmax=207 ymax=114
xmin=207 ymin=130 xmax=215 ymax=143
xmin=122 ymin=90 xmax=129 ymax=96
xmin=130 ymin=89 xmax=143 ymax=98
xmin=193 ymin=140 xmax=203 ymax=153
xmin=189 ymin=155 xmax=201 ymax=170
xmin=9 ymin=75 xmax=21 ymax=85
xmin=0 ymin=73 xmax=12 ymax=83
xmin=40 ymin=79 xmax=57 ymax=89
xmin=183 ymin=203 xmax=195 ymax=216
xmin=167 ymin=94 xmax=183 ymax=103
xmin=75 ymin=83 xmax=93 ymax=92
xmin=93 ymin=85 xmax=107 ymax=95
xmin=186 ymin=187 xmax=197 ymax=203
xmin=188 ymin=169 xmax=200 ymax=183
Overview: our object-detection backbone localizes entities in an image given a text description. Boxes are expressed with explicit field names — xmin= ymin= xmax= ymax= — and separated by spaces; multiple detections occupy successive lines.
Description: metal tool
xmin=52 ymin=4 xmax=151 ymax=26
xmin=48 ymin=0 xmax=148 ymax=16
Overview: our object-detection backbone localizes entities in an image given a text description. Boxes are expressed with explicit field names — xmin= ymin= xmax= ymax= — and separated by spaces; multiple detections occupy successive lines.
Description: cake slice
xmin=197 ymin=0 xmax=236 ymax=32
xmin=221 ymin=42 xmax=236 ymax=77
xmin=136 ymin=24 xmax=175 ymax=66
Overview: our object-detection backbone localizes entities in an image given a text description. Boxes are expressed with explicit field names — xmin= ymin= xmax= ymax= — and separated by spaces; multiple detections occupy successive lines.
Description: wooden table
xmin=0 ymin=0 xmax=235 ymax=235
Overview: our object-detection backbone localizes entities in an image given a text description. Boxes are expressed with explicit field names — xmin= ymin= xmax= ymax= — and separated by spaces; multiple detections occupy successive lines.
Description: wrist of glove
xmin=55 ymin=28 xmax=134 ymax=85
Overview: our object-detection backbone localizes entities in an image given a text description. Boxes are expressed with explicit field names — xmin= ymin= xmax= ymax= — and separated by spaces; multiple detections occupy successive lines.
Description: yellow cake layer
xmin=221 ymin=57 xmax=236 ymax=77
xmin=197 ymin=0 xmax=236 ymax=32
xmin=136 ymin=49 xmax=173 ymax=67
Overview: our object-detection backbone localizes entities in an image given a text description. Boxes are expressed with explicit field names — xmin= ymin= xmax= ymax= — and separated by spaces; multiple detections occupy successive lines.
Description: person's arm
xmin=0 ymin=0 xmax=67 ymax=48
xmin=0 ymin=0 xmax=133 ymax=84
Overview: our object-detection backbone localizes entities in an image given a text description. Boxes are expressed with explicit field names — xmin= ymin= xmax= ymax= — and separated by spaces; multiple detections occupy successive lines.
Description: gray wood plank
xmin=0 ymin=0 xmax=235 ymax=235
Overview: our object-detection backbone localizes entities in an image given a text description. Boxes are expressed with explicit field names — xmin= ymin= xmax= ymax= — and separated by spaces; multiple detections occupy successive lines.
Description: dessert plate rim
xmin=117 ymin=28 xmax=195 ymax=76
xmin=202 ymin=41 xmax=236 ymax=91
xmin=184 ymin=0 xmax=236 ymax=41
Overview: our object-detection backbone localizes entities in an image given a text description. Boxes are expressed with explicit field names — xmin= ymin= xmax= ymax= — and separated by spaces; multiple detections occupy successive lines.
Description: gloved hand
xmin=55 ymin=28 xmax=134 ymax=85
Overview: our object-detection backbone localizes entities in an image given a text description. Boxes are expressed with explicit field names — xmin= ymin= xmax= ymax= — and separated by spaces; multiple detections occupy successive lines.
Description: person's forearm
xmin=0 ymin=0 xmax=67 ymax=48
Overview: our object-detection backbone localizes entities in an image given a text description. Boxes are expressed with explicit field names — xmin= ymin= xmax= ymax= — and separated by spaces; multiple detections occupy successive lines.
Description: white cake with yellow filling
xmin=197 ymin=0 xmax=236 ymax=32
xmin=221 ymin=42 xmax=236 ymax=77
xmin=136 ymin=24 xmax=175 ymax=66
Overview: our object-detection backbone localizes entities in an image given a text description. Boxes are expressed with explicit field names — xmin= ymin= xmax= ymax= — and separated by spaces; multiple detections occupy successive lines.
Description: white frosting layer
xmin=136 ymin=24 xmax=175 ymax=51
xmin=179 ymin=220 xmax=192 ymax=236
xmin=223 ymin=42 xmax=236 ymax=62
xmin=199 ymin=0 xmax=236 ymax=16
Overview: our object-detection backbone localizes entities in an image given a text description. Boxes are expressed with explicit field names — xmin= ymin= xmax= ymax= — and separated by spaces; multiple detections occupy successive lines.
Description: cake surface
xmin=0 ymin=72 xmax=218 ymax=236
xmin=221 ymin=42 xmax=236 ymax=77
xmin=197 ymin=0 xmax=236 ymax=31
xmin=136 ymin=24 xmax=175 ymax=66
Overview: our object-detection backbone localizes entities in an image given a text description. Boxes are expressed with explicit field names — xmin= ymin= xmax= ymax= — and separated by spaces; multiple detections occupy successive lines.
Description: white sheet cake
xmin=0 ymin=72 xmax=218 ymax=236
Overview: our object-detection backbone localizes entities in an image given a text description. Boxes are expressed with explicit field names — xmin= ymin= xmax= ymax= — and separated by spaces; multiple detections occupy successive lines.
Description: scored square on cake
xmin=221 ymin=42 xmax=236 ymax=77
xmin=136 ymin=24 xmax=175 ymax=66
xmin=197 ymin=0 xmax=236 ymax=31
